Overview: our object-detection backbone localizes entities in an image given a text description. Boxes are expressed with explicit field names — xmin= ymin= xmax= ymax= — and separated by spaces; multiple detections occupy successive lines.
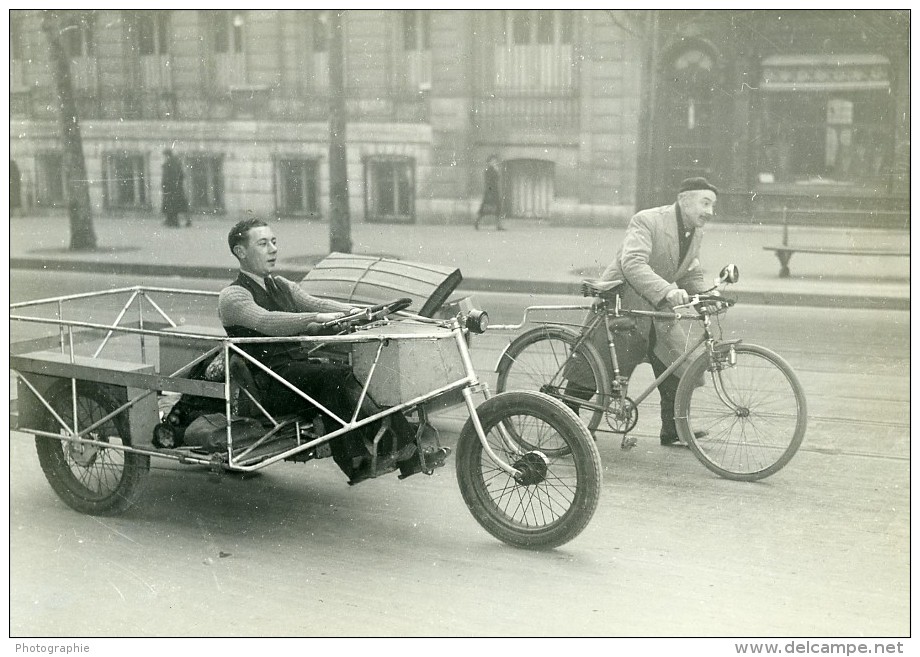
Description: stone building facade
xmin=10 ymin=10 xmax=908 ymax=228
xmin=10 ymin=9 xmax=643 ymax=226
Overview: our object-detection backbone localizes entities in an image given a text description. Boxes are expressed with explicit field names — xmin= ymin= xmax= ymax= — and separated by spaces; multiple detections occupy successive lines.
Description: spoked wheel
xmin=35 ymin=381 xmax=149 ymax=514
xmin=496 ymin=325 xmax=610 ymax=436
xmin=456 ymin=391 xmax=602 ymax=550
xmin=676 ymin=343 xmax=807 ymax=481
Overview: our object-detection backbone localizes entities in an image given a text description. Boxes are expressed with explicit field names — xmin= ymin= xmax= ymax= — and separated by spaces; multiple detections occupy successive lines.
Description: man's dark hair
xmin=228 ymin=217 xmax=268 ymax=255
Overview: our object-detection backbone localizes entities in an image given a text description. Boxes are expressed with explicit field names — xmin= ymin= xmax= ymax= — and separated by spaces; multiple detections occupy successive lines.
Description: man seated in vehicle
xmin=218 ymin=217 xmax=438 ymax=482
xmin=568 ymin=177 xmax=717 ymax=447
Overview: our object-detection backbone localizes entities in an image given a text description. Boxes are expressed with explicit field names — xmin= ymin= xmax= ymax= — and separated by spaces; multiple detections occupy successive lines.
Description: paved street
xmin=8 ymin=271 xmax=910 ymax=637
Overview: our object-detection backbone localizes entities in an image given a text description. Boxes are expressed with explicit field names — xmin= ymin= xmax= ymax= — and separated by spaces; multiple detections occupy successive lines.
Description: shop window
xmin=365 ymin=158 xmax=414 ymax=224
xmin=103 ymin=153 xmax=148 ymax=209
xmin=36 ymin=152 xmax=66 ymax=208
xmin=758 ymin=54 xmax=892 ymax=187
xmin=276 ymin=158 xmax=319 ymax=217
xmin=759 ymin=92 xmax=891 ymax=186
xmin=184 ymin=154 xmax=224 ymax=212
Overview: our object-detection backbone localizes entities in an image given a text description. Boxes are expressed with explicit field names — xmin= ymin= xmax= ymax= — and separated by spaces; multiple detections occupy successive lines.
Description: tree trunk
xmin=41 ymin=10 xmax=96 ymax=251
xmin=328 ymin=10 xmax=352 ymax=254
xmin=634 ymin=10 xmax=659 ymax=212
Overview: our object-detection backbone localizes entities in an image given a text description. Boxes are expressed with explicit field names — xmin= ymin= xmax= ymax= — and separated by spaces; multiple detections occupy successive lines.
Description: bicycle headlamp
xmin=465 ymin=309 xmax=489 ymax=334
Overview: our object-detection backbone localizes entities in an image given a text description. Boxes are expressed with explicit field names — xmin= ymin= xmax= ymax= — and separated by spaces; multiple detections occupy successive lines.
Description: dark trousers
xmin=563 ymin=321 xmax=680 ymax=436
xmin=475 ymin=201 xmax=503 ymax=229
xmin=164 ymin=211 xmax=180 ymax=227
xmin=648 ymin=323 xmax=680 ymax=438
xmin=252 ymin=359 xmax=415 ymax=476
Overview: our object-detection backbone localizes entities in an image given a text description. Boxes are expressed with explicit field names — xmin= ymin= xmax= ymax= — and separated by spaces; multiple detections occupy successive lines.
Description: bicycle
xmin=493 ymin=265 xmax=807 ymax=481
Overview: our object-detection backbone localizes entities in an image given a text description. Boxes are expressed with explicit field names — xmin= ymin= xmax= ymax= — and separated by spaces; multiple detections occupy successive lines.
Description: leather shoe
xmin=660 ymin=430 xmax=708 ymax=447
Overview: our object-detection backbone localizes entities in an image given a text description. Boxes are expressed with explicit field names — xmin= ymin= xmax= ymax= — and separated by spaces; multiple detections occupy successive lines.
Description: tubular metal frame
xmin=10 ymin=286 xmax=522 ymax=475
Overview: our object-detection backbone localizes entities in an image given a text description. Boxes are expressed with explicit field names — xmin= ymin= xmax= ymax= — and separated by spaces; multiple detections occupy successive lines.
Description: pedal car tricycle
xmin=10 ymin=278 xmax=602 ymax=550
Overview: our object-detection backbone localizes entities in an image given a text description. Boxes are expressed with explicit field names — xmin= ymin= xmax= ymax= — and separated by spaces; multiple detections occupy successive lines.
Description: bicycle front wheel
xmin=675 ymin=343 xmax=807 ymax=481
xmin=496 ymin=325 xmax=610 ymax=434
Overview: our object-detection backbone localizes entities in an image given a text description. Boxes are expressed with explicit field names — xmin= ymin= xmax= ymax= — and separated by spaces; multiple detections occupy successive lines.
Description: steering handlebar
xmin=320 ymin=297 xmax=413 ymax=331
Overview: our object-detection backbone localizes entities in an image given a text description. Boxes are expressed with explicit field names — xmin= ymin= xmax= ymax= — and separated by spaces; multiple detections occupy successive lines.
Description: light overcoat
xmin=590 ymin=203 xmax=707 ymax=378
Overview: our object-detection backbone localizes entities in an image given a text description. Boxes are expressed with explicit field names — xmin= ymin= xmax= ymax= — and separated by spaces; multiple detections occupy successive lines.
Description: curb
xmin=10 ymin=257 xmax=908 ymax=311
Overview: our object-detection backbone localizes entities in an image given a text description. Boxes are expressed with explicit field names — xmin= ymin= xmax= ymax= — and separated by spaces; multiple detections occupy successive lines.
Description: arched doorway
xmin=652 ymin=47 xmax=718 ymax=199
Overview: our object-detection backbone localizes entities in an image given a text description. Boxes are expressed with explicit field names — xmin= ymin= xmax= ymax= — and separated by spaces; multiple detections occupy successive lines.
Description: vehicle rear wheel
xmin=35 ymin=381 xmax=149 ymax=515
xmin=496 ymin=325 xmax=610 ymax=436
xmin=456 ymin=391 xmax=602 ymax=550
xmin=676 ymin=343 xmax=807 ymax=481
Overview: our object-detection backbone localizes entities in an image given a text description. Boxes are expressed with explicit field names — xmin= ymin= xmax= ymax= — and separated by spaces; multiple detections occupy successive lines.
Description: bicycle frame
xmin=496 ymin=292 xmax=733 ymax=417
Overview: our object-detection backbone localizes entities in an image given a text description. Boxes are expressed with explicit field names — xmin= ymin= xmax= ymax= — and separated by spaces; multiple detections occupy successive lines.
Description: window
xmin=505 ymin=10 xmax=572 ymax=46
xmin=276 ymin=158 xmax=319 ymax=216
xmin=11 ymin=16 xmax=25 ymax=60
xmin=61 ymin=12 xmax=95 ymax=57
xmin=103 ymin=153 xmax=148 ymax=209
xmin=402 ymin=10 xmax=430 ymax=51
xmin=401 ymin=11 xmax=432 ymax=90
xmin=313 ymin=10 xmax=329 ymax=52
xmin=36 ymin=152 xmax=66 ymax=208
xmin=137 ymin=11 xmax=169 ymax=56
xmin=365 ymin=158 xmax=414 ymax=223
xmin=184 ymin=155 xmax=224 ymax=212
xmin=758 ymin=55 xmax=892 ymax=187
xmin=492 ymin=11 xmax=576 ymax=93
xmin=11 ymin=15 xmax=28 ymax=91
xmin=213 ymin=10 xmax=245 ymax=54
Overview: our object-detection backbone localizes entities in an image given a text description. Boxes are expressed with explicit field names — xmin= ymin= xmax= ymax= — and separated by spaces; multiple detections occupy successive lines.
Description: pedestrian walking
xmin=161 ymin=148 xmax=190 ymax=228
xmin=474 ymin=154 xmax=505 ymax=231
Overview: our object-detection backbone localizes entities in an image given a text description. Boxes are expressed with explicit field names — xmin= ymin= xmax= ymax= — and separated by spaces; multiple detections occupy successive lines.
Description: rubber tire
xmin=456 ymin=390 xmax=602 ymax=550
xmin=496 ymin=325 xmax=610 ymax=435
xmin=675 ymin=343 xmax=807 ymax=482
xmin=35 ymin=381 xmax=150 ymax=515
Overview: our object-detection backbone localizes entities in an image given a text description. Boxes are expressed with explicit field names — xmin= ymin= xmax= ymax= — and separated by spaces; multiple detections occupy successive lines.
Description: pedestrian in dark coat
xmin=161 ymin=149 xmax=189 ymax=228
xmin=474 ymin=154 xmax=505 ymax=230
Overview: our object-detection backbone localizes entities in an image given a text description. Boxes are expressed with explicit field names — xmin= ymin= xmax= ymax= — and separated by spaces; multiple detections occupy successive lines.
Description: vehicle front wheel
xmin=35 ymin=381 xmax=150 ymax=515
xmin=456 ymin=391 xmax=602 ymax=550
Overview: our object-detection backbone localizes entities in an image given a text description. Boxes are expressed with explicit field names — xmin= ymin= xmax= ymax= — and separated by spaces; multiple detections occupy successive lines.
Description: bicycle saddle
xmin=581 ymin=279 xmax=624 ymax=299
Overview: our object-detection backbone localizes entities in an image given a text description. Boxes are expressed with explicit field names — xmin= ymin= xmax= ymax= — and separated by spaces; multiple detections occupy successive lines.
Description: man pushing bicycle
xmin=570 ymin=177 xmax=718 ymax=447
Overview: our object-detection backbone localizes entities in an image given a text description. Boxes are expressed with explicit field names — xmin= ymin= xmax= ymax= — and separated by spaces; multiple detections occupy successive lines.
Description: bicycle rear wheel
xmin=496 ymin=325 xmax=610 ymax=434
xmin=675 ymin=343 xmax=806 ymax=481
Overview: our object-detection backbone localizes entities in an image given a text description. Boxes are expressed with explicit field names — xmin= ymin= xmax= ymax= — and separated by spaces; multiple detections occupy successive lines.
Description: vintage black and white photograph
xmin=8 ymin=6 xmax=910 ymax=645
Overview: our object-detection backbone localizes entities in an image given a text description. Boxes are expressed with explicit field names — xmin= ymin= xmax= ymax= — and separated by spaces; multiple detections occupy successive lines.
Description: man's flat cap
xmin=678 ymin=177 xmax=718 ymax=195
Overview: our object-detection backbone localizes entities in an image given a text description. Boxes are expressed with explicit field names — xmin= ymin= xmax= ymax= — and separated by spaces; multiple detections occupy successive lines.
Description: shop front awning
xmin=761 ymin=54 xmax=890 ymax=91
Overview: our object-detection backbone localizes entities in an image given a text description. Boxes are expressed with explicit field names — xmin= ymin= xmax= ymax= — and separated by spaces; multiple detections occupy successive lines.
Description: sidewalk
xmin=9 ymin=212 xmax=910 ymax=309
